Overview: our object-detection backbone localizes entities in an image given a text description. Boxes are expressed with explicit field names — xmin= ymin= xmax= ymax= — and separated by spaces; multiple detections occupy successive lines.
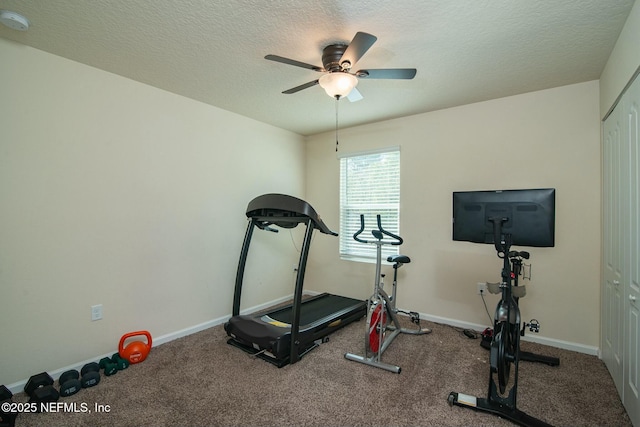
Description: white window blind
xmin=339 ymin=147 xmax=400 ymax=262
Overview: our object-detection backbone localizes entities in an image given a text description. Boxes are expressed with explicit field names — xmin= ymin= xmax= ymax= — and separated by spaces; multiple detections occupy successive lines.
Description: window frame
xmin=338 ymin=146 xmax=401 ymax=263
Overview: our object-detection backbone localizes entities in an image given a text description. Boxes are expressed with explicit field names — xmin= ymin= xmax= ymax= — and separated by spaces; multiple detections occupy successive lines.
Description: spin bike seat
xmin=387 ymin=255 xmax=411 ymax=265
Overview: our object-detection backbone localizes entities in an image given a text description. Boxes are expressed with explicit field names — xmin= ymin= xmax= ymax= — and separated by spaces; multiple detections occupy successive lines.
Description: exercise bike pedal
xmin=521 ymin=319 xmax=540 ymax=335
xmin=409 ymin=311 xmax=421 ymax=325
xmin=395 ymin=309 xmax=421 ymax=325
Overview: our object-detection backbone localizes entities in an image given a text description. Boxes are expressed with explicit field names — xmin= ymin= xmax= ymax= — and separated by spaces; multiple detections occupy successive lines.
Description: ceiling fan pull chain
xmin=335 ymin=96 xmax=339 ymax=152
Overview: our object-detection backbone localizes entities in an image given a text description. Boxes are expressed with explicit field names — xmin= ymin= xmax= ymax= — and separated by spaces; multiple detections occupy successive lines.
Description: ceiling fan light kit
xmin=0 ymin=10 xmax=30 ymax=31
xmin=318 ymin=72 xmax=358 ymax=99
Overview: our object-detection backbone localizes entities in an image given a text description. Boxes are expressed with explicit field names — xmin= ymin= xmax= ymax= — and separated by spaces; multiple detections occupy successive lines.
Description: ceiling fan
xmin=265 ymin=32 xmax=416 ymax=101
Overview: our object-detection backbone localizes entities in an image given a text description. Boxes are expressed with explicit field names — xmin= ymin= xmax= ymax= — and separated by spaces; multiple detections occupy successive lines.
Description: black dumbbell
xmin=80 ymin=362 xmax=101 ymax=388
xmin=99 ymin=357 xmax=118 ymax=376
xmin=30 ymin=386 xmax=59 ymax=411
xmin=0 ymin=385 xmax=12 ymax=402
xmin=24 ymin=372 xmax=53 ymax=397
xmin=1 ymin=384 xmax=19 ymax=427
xmin=25 ymin=372 xmax=59 ymax=412
xmin=111 ymin=353 xmax=130 ymax=370
xmin=58 ymin=370 xmax=81 ymax=398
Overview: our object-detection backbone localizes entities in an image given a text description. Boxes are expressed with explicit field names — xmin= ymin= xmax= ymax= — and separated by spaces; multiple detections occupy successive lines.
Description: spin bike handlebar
xmin=353 ymin=214 xmax=403 ymax=245
xmin=488 ymin=218 xmax=530 ymax=260
xmin=509 ymin=250 xmax=530 ymax=260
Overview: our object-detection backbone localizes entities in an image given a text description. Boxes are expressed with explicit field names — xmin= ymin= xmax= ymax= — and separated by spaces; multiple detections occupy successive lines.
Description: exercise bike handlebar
xmin=488 ymin=218 xmax=530 ymax=260
xmin=508 ymin=250 xmax=530 ymax=259
xmin=353 ymin=214 xmax=403 ymax=245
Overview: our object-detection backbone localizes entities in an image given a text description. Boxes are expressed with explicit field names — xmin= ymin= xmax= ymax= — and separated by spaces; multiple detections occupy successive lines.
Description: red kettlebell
xmin=119 ymin=331 xmax=152 ymax=364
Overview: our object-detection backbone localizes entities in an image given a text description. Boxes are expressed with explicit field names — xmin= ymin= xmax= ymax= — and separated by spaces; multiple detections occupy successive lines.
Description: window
xmin=339 ymin=147 xmax=400 ymax=262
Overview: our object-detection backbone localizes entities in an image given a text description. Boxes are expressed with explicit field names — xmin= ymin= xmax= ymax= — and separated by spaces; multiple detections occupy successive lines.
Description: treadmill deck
xmin=225 ymin=293 xmax=366 ymax=366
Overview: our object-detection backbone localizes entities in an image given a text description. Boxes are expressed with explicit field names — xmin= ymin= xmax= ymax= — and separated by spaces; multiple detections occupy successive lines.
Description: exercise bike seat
xmin=387 ymin=255 xmax=410 ymax=264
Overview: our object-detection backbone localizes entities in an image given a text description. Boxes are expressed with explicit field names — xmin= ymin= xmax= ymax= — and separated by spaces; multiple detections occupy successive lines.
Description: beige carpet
xmin=11 ymin=318 xmax=631 ymax=427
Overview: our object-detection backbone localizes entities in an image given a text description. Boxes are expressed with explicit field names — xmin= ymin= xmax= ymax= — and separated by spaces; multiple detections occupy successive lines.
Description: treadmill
xmin=224 ymin=193 xmax=366 ymax=367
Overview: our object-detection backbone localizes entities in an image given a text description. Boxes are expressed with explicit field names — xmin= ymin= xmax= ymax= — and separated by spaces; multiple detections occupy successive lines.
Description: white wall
xmin=2 ymin=9 xmax=624 ymax=384
xmin=304 ymin=81 xmax=601 ymax=351
xmin=0 ymin=39 xmax=306 ymax=386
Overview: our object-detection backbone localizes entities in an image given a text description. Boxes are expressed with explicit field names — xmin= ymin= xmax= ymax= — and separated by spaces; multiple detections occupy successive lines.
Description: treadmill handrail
xmin=245 ymin=193 xmax=338 ymax=236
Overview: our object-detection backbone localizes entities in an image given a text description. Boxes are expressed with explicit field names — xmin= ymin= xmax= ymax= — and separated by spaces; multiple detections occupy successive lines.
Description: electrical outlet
xmin=91 ymin=304 xmax=103 ymax=321
xmin=476 ymin=282 xmax=487 ymax=295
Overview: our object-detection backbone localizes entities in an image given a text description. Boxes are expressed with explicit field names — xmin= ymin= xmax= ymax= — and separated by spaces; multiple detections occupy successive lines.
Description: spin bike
xmin=503 ymin=252 xmax=559 ymax=367
xmin=448 ymin=217 xmax=553 ymax=427
xmin=344 ymin=214 xmax=431 ymax=373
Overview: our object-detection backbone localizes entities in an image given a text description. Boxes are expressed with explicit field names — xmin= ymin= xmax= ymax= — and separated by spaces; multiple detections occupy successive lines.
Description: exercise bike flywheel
xmin=368 ymin=303 xmax=387 ymax=354
xmin=493 ymin=330 xmax=510 ymax=394
xmin=492 ymin=322 xmax=520 ymax=395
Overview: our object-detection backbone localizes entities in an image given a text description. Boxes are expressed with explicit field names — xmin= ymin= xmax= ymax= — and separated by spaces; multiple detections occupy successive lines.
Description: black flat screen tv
xmin=452 ymin=188 xmax=556 ymax=248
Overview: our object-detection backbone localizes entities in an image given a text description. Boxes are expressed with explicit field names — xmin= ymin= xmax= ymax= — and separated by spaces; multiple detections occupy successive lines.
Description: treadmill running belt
xmin=267 ymin=294 xmax=363 ymax=326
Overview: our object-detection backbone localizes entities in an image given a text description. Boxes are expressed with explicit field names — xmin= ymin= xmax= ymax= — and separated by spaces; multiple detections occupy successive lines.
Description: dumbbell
xmin=80 ymin=362 xmax=101 ymax=388
xmin=99 ymin=357 xmax=118 ymax=376
xmin=0 ymin=385 xmax=13 ymax=403
xmin=24 ymin=372 xmax=58 ymax=411
xmin=58 ymin=370 xmax=81 ymax=398
xmin=111 ymin=353 xmax=130 ymax=370
xmin=1 ymin=384 xmax=18 ymax=427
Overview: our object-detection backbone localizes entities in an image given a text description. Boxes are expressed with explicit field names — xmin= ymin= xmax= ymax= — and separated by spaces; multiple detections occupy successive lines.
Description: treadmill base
xmin=225 ymin=293 xmax=366 ymax=366
xmin=227 ymin=337 xmax=319 ymax=368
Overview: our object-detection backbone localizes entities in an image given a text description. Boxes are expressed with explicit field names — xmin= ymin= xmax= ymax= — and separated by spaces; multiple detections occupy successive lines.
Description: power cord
xmin=463 ymin=329 xmax=478 ymax=339
xmin=480 ymin=289 xmax=494 ymax=326
xmin=446 ymin=323 xmax=480 ymax=339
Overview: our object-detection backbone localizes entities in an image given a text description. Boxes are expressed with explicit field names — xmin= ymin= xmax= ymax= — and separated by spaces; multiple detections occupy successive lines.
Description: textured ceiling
xmin=0 ymin=0 xmax=635 ymax=136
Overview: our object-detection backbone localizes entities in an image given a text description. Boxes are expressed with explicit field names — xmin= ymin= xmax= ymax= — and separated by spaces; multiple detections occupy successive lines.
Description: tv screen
xmin=452 ymin=188 xmax=555 ymax=248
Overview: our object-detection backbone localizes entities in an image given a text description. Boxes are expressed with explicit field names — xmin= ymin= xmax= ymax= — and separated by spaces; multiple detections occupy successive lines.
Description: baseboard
xmin=6 ymin=294 xmax=598 ymax=393
xmin=418 ymin=312 xmax=599 ymax=356
xmin=4 ymin=294 xmax=298 ymax=394
xmin=151 ymin=293 xmax=304 ymax=347
xmin=5 ymin=350 xmax=126 ymax=395
xmin=151 ymin=301 xmax=601 ymax=357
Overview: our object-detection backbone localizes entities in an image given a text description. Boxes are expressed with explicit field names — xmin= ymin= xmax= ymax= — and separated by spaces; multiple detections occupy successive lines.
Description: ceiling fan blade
xmin=347 ymin=87 xmax=363 ymax=102
xmin=356 ymin=68 xmax=417 ymax=79
xmin=282 ymin=80 xmax=320 ymax=94
xmin=265 ymin=55 xmax=324 ymax=72
xmin=340 ymin=32 xmax=377 ymax=68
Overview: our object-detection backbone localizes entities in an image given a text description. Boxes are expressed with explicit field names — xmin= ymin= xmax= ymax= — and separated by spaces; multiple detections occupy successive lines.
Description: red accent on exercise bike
xmin=368 ymin=303 xmax=387 ymax=354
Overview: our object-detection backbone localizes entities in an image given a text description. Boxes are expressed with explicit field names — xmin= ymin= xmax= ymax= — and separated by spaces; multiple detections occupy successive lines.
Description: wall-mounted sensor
xmin=0 ymin=10 xmax=30 ymax=31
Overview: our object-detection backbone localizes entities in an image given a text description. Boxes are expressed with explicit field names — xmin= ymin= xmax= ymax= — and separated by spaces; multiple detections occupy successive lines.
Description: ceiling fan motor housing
xmin=322 ymin=44 xmax=349 ymax=72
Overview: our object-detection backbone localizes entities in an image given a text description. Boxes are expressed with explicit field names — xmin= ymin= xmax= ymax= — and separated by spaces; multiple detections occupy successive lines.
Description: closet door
xmin=623 ymin=73 xmax=640 ymax=427
xmin=603 ymin=101 xmax=625 ymax=396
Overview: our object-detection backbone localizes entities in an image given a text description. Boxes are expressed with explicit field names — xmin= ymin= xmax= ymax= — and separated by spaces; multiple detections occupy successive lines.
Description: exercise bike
xmin=448 ymin=217 xmax=553 ymax=427
xmin=488 ymin=252 xmax=559 ymax=367
xmin=344 ymin=214 xmax=431 ymax=373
